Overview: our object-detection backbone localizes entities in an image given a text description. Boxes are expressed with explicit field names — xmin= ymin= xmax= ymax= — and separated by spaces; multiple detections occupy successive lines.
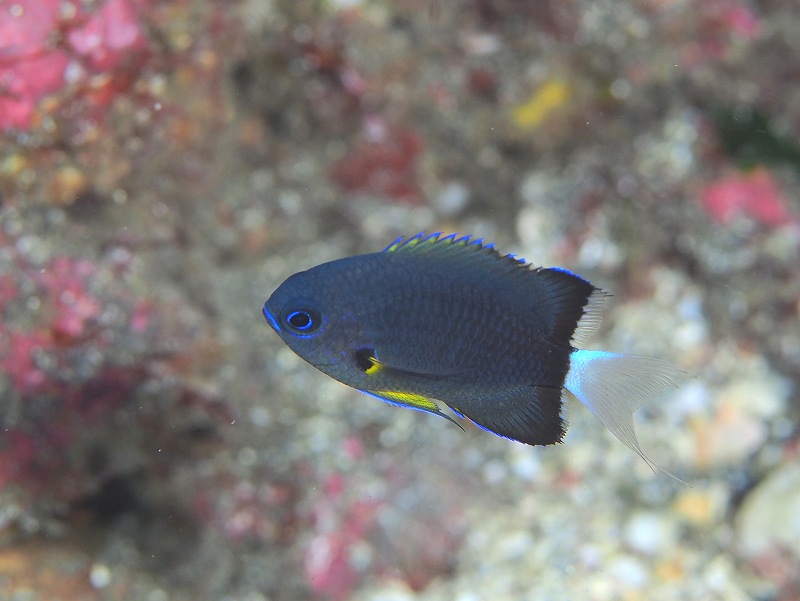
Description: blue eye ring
xmin=284 ymin=307 xmax=321 ymax=334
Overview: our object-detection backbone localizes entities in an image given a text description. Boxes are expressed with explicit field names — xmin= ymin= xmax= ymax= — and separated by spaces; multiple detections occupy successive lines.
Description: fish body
xmin=263 ymin=233 xmax=677 ymax=470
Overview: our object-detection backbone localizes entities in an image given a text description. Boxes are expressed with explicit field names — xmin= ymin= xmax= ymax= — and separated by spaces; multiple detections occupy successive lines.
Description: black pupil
xmin=289 ymin=312 xmax=311 ymax=329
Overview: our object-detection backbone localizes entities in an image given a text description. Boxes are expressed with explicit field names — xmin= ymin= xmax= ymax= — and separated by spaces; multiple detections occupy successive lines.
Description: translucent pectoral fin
xmin=358 ymin=389 xmax=465 ymax=431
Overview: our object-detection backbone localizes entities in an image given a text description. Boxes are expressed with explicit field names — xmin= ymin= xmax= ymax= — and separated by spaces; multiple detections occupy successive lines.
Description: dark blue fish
xmin=263 ymin=233 xmax=678 ymax=472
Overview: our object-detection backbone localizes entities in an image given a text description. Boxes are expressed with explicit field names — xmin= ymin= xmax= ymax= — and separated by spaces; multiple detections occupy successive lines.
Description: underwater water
xmin=1 ymin=1 xmax=799 ymax=599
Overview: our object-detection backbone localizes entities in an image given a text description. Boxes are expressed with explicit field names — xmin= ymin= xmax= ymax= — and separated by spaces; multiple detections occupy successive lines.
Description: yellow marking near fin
xmin=365 ymin=355 xmax=382 ymax=376
xmin=362 ymin=389 xmax=465 ymax=431
xmin=374 ymin=390 xmax=440 ymax=412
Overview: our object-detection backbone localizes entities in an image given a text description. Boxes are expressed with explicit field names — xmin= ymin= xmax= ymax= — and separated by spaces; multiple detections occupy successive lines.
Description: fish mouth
xmin=262 ymin=304 xmax=281 ymax=332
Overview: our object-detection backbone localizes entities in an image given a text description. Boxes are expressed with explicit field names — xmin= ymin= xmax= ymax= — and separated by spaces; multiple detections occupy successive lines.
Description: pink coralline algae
xmin=331 ymin=120 xmax=424 ymax=204
xmin=0 ymin=0 xmax=149 ymax=132
xmin=679 ymin=0 xmax=761 ymax=67
xmin=67 ymin=0 xmax=148 ymax=73
xmin=305 ymin=476 xmax=382 ymax=601
xmin=0 ymin=252 xmax=150 ymax=495
xmin=0 ymin=238 xmax=234 ymax=517
xmin=0 ymin=1 xmax=70 ymax=131
xmin=0 ymin=329 xmax=52 ymax=394
xmin=36 ymin=257 xmax=103 ymax=345
xmin=297 ymin=436 xmax=466 ymax=599
xmin=0 ymin=257 xmax=104 ymax=393
xmin=699 ymin=168 xmax=796 ymax=227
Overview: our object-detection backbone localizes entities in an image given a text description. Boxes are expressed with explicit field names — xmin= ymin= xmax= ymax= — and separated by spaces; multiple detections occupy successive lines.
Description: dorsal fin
xmin=384 ymin=231 xmax=528 ymax=269
xmin=383 ymin=232 xmax=602 ymax=348
xmin=531 ymin=267 xmax=603 ymax=348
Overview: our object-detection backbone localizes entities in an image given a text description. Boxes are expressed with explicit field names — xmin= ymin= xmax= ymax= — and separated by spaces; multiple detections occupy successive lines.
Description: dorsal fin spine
xmin=384 ymin=232 xmax=533 ymax=270
xmin=384 ymin=235 xmax=404 ymax=252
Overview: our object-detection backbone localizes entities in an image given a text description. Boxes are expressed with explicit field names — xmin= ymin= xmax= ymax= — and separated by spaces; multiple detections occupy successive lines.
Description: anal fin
xmin=455 ymin=386 xmax=565 ymax=446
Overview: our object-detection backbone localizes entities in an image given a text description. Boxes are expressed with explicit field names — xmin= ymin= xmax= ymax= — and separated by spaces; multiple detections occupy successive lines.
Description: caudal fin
xmin=564 ymin=350 xmax=684 ymax=481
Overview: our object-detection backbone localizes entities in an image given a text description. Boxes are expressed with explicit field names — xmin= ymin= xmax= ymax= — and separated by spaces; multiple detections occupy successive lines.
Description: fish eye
xmin=284 ymin=308 xmax=321 ymax=334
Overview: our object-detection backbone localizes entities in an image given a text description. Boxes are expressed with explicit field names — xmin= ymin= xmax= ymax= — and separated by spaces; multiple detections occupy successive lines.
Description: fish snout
xmin=262 ymin=302 xmax=281 ymax=332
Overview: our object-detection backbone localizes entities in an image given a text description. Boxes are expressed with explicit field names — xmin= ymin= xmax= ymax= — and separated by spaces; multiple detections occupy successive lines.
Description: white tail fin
xmin=565 ymin=350 xmax=684 ymax=481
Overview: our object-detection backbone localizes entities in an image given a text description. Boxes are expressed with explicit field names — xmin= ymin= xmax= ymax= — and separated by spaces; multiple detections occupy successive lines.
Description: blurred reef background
xmin=1 ymin=0 xmax=799 ymax=599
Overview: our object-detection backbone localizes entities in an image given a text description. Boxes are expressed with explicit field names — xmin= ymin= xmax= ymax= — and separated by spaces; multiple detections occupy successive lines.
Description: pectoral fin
xmin=355 ymin=347 xmax=464 ymax=379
